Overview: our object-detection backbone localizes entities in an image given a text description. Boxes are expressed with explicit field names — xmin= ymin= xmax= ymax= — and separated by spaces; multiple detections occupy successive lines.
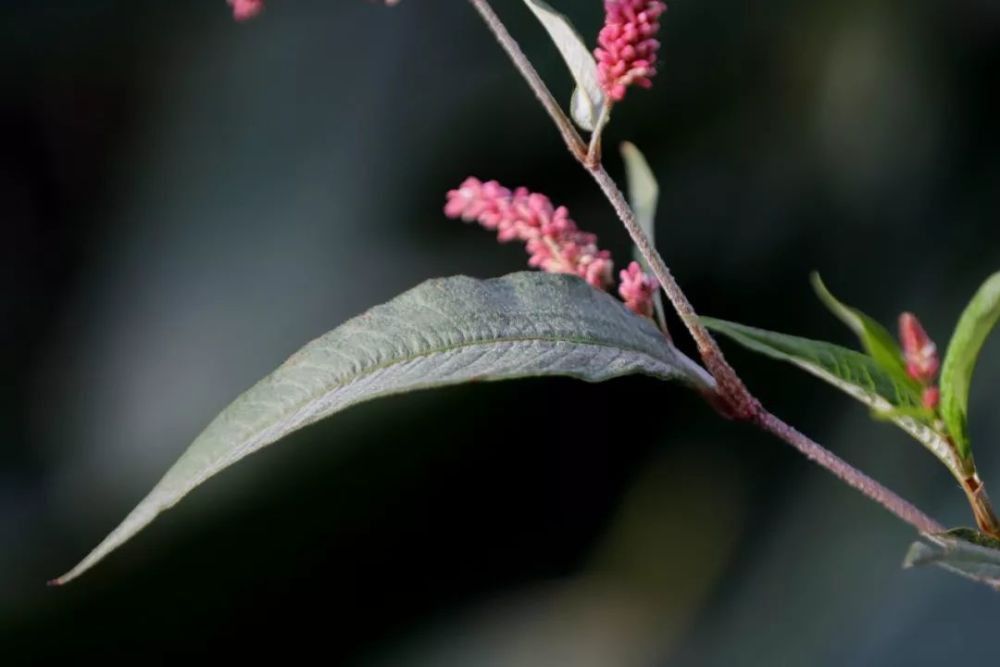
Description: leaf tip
xmin=809 ymin=271 xmax=836 ymax=306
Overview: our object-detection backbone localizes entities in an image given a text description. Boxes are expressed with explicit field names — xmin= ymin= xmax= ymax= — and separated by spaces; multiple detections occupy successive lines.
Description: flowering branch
xmin=464 ymin=0 xmax=945 ymax=536
xmin=467 ymin=0 xmax=754 ymax=410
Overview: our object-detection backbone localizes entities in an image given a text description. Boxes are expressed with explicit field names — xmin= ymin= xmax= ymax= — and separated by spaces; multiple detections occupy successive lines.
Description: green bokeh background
xmin=2 ymin=0 xmax=999 ymax=663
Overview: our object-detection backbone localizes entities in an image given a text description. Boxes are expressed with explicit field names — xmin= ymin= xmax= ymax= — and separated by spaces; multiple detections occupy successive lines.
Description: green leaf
xmin=940 ymin=272 xmax=1000 ymax=460
xmin=54 ymin=272 xmax=711 ymax=584
xmin=522 ymin=0 xmax=605 ymax=131
xmin=810 ymin=272 xmax=918 ymax=392
xmin=904 ymin=528 xmax=1000 ymax=589
xmin=703 ymin=317 xmax=963 ymax=478
xmin=620 ymin=141 xmax=666 ymax=331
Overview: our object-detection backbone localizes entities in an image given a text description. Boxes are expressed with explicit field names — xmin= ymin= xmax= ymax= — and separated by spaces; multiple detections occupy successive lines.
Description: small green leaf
xmin=703 ymin=317 xmax=963 ymax=478
xmin=522 ymin=0 xmax=605 ymax=131
xmin=621 ymin=141 xmax=666 ymax=331
xmin=810 ymin=272 xmax=918 ymax=392
xmin=940 ymin=272 xmax=1000 ymax=460
xmin=904 ymin=528 xmax=1000 ymax=589
xmin=54 ymin=272 xmax=712 ymax=584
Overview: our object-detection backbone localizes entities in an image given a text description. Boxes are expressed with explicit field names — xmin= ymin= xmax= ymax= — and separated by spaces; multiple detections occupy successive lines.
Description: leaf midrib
xmin=262 ymin=330 xmax=687 ymax=421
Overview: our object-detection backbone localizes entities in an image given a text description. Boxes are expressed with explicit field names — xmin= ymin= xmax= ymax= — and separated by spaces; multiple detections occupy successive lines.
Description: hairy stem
xmin=466 ymin=0 xmax=945 ymax=536
xmin=467 ymin=0 xmax=587 ymax=161
xmin=588 ymin=165 xmax=758 ymax=417
xmin=467 ymin=0 xmax=755 ymax=415
xmin=755 ymin=410 xmax=944 ymax=534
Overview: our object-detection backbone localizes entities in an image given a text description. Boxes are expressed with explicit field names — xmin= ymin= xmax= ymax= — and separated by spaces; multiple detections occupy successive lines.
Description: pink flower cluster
xmin=594 ymin=0 xmax=668 ymax=102
xmin=228 ymin=0 xmax=264 ymax=21
xmin=445 ymin=178 xmax=658 ymax=318
xmin=618 ymin=261 xmax=657 ymax=317
xmin=445 ymin=178 xmax=613 ymax=289
xmin=898 ymin=312 xmax=940 ymax=410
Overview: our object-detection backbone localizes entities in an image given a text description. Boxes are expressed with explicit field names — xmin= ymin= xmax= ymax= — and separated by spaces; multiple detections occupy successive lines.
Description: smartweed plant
xmin=52 ymin=0 xmax=1000 ymax=590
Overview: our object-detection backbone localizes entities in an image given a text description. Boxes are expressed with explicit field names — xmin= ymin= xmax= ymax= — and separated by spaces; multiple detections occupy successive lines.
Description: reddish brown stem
xmin=962 ymin=474 xmax=1000 ymax=539
xmin=754 ymin=409 xmax=944 ymax=534
xmin=466 ymin=0 xmax=944 ymax=536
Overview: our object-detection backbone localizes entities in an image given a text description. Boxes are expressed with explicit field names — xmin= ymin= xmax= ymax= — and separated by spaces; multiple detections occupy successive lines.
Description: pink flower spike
xmin=899 ymin=312 xmax=940 ymax=384
xmin=229 ymin=0 xmax=264 ymax=21
xmin=618 ymin=261 xmax=657 ymax=317
xmin=594 ymin=1 xmax=668 ymax=102
xmin=444 ymin=178 xmax=614 ymax=289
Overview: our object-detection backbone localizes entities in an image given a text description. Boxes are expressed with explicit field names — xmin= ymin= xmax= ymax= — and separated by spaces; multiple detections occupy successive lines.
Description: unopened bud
xmin=899 ymin=312 xmax=939 ymax=384
xmin=228 ymin=0 xmax=264 ymax=21
xmin=922 ymin=386 xmax=940 ymax=410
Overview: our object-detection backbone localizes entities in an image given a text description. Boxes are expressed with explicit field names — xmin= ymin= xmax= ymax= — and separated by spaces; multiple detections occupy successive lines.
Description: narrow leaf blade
xmin=621 ymin=141 xmax=666 ymax=330
xmin=522 ymin=0 xmax=605 ymax=131
xmin=55 ymin=272 xmax=711 ymax=584
xmin=940 ymin=272 xmax=1000 ymax=460
xmin=703 ymin=317 xmax=962 ymax=477
xmin=810 ymin=272 xmax=917 ymax=391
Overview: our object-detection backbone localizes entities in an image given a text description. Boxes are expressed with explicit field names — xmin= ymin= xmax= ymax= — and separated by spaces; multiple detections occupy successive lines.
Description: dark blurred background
xmin=2 ymin=0 xmax=999 ymax=664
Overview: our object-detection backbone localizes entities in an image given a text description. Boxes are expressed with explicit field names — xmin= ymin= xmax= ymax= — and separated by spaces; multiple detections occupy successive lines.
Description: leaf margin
xmin=521 ymin=0 xmax=605 ymax=131
xmin=702 ymin=316 xmax=963 ymax=479
xmin=940 ymin=271 xmax=1000 ymax=461
xmin=810 ymin=272 xmax=918 ymax=393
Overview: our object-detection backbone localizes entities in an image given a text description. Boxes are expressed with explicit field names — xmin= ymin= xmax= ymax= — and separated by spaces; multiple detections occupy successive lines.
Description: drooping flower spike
xmin=445 ymin=178 xmax=615 ymax=290
xmin=445 ymin=178 xmax=658 ymax=320
xmin=594 ymin=0 xmax=668 ymax=102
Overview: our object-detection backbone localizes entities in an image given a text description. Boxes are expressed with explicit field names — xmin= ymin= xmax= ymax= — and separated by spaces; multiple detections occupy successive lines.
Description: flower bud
xmin=922 ymin=386 xmax=940 ymax=411
xmin=228 ymin=0 xmax=264 ymax=21
xmin=898 ymin=312 xmax=939 ymax=384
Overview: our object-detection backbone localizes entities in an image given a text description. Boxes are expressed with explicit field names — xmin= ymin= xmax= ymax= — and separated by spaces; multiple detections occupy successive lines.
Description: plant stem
xmin=467 ymin=0 xmax=587 ymax=161
xmin=467 ymin=0 xmax=756 ymax=417
xmin=754 ymin=409 xmax=944 ymax=534
xmin=466 ymin=0 xmax=944 ymax=535
xmin=961 ymin=473 xmax=1000 ymax=538
xmin=586 ymin=104 xmax=612 ymax=167
xmin=588 ymin=165 xmax=758 ymax=417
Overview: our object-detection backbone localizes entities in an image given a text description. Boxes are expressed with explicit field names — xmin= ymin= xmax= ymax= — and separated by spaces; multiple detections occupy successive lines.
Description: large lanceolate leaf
xmin=522 ymin=0 xmax=605 ymax=131
xmin=621 ymin=141 xmax=666 ymax=331
xmin=703 ymin=317 xmax=964 ymax=478
xmin=811 ymin=272 xmax=917 ymax=392
xmin=904 ymin=528 xmax=1000 ymax=589
xmin=940 ymin=272 xmax=1000 ymax=461
xmin=54 ymin=272 xmax=711 ymax=584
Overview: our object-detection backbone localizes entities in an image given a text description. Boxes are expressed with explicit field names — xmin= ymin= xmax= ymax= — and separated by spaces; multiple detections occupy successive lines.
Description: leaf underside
xmin=904 ymin=528 xmax=1000 ymax=589
xmin=703 ymin=317 xmax=963 ymax=478
xmin=55 ymin=272 xmax=711 ymax=584
xmin=522 ymin=0 xmax=605 ymax=131
xmin=940 ymin=272 xmax=1000 ymax=460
